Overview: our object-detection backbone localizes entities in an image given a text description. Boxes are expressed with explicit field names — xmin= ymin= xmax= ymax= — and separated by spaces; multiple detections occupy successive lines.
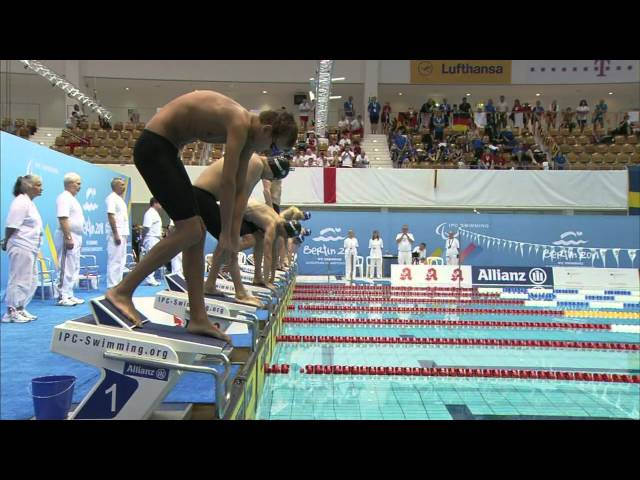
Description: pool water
xmin=256 ymin=288 xmax=640 ymax=420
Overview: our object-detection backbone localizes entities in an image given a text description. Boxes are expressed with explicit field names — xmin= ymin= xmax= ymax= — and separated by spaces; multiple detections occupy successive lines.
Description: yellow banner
xmin=411 ymin=60 xmax=512 ymax=84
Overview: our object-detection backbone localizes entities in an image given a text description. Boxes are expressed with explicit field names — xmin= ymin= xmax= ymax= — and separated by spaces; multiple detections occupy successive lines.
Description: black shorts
xmin=370 ymin=116 xmax=379 ymax=124
xmin=192 ymin=186 xmax=221 ymax=239
xmin=272 ymin=203 xmax=280 ymax=214
xmin=240 ymin=220 xmax=262 ymax=236
xmin=134 ymin=130 xmax=198 ymax=221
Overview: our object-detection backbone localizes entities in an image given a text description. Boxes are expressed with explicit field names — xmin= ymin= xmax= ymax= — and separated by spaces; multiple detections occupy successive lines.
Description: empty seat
xmin=616 ymin=153 xmax=630 ymax=167
xmin=136 ymin=122 xmax=145 ymax=130
xmin=128 ymin=139 xmax=137 ymax=148
xmin=124 ymin=122 xmax=135 ymax=131
xmin=578 ymin=152 xmax=591 ymax=168
xmin=97 ymin=147 xmax=109 ymax=158
xmin=115 ymin=139 xmax=126 ymax=149
xmin=108 ymin=130 xmax=119 ymax=140
xmin=55 ymin=136 xmax=65 ymax=147
xmin=62 ymin=146 xmax=72 ymax=155
xmin=559 ymin=128 xmax=570 ymax=136
xmin=1 ymin=118 xmax=11 ymax=128
xmin=595 ymin=144 xmax=608 ymax=155
xmin=590 ymin=152 xmax=603 ymax=168
xmin=104 ymin=139 xmax=115 ymax=148
xmin=576 ymin=135 xmax=589 ymax=145
xmin=14 ymin=118 xmax=25 ymax=128
xmin=113 ymin=122 xmax=123 ymax=131
xmin=91 ymin=138 xmax=103 ymax=148
xmin=74 ymin=146 xmax=85 ymax=157
xmin=603 ymin=153 xmax=617 ymax=167
xmin=83 ymin=146 xmax=97 ymax=159
xmin=120 ymin=131 xmax=131 ymax=141
xmin=622 ymin=144 xmax=635 ymax=154
xmin=629 ymin=152 xmax=639 ymax=165
xmin=132 ymin=130 xmax=142 ymax=140
xmin=609 ymin=144 xmax=622 ymax=154
xmin=560 ymin=144 xmax=572 ymax=154
xmin=121 ymin=147 xmax=133 ymax=159
xmin=614 ymin=135 xmax=626 ymax=145
xmin=110 ymin=148 xmax=121 ymax=159
xmin=627 ymin=135 xmax=638 ymax=145
xmin=572 ymin=144 xmax=584 ymax=154
xmin=584 ymin=144 xmax=596 ymax=154
xmin=91 ymin=122 xmax=100 ymax=130
xmin=96 ymin=130 xmax=107 ymax=139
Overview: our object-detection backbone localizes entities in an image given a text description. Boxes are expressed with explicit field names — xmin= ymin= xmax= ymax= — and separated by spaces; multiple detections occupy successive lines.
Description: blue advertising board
xmin=471 ymin=266 xmax=554 ymax=287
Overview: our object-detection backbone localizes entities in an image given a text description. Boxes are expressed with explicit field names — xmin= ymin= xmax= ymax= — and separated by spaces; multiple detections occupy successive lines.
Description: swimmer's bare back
xmin=145 ymin=90 xmax=251 ymax=148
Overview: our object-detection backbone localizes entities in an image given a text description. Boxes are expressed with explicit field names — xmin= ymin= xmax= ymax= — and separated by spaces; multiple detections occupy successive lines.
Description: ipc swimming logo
xmin=528 ymin=268 xmax=547 ymax=285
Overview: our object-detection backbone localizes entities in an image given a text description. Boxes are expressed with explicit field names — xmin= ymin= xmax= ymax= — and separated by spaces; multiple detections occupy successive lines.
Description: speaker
xmin=294 ymin=94 xmax=307 ymax=105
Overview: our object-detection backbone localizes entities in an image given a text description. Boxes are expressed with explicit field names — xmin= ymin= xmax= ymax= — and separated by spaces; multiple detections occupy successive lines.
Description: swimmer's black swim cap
xmin=268 ymin=155 xmax=291 ymax=180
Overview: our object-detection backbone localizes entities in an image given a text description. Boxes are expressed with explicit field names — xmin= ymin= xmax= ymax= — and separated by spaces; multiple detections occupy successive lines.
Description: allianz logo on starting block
xmin=123 ymin=362 xmax=169 ymax=382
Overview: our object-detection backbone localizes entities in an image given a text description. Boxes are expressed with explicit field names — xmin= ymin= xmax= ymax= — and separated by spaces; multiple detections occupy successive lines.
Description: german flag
xmin=629 ymin=166 xmax=640 ymax=215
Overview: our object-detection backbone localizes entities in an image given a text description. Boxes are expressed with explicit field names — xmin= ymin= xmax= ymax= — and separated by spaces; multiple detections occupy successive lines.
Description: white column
xmin=363 ymin=60 xmax=379 ymax=135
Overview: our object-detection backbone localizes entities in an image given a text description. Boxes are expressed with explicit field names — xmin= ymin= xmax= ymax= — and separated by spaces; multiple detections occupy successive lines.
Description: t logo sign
xmin=425 ymin=268 xmax=438 ymax=281
xmin=400 ymin=267 xmax=412 ymax=281
xmin=451 ymin=268 xmax=464 ymax=282
xmin=594 ymin=60 xmax=610 ymax=77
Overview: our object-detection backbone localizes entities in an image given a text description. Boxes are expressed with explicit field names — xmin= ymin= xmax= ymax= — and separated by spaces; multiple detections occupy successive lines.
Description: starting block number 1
xmin=105 ymin=384 xmax=117 ymax=413
xmin=74 ymin=370 xmax=138 ymax=419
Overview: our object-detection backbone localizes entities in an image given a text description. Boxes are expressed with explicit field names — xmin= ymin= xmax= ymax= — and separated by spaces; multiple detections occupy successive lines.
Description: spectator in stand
xmin=317 ymin=150 xmax=329 ymax=167
xmin=129 ymin=110 xmax=140 ymax=124
xmin=352 ymin=141 xmax=362 ymax=157
xmin=66 ymin=110 xmax=79 ymax=129
xmin=470 ymin=132 xmax=484 ymax=160
xmin=304 ymin=148 xmax=317 ymax=167
xmin=381 ymin=101 xmax=392 ymax=134
xmin=561 ymin=107 xmax=576 ymax=131
xmin=479 ymin=146 xmax=495 ymax=169
xmin=496 ymin=95 xmax=509 ymax=131
xmin=340 ymin=146 xmax=355 ymax=168
xmin=396 ymin=224 xmax=414 ymax=265
xmin=522 ymin=102 xmax=533 ymax=130
xmin=307 ymin=131 xmax=317 ymax=152
xmin=458 ymin=97 xmax=472 ymax=121
xmin=391 ymin=129 xmax=410 ymax=168
xmin=407 ymin=107 xmax=418 ymax=130
xmin=484 ymin=98 xmax=496 ymax=130
xmin=298 ymin=97 xmax=312 ymax=132
xmin=510 ymin=99 xmax=524 ymax=128
xmin=532 ymin=101 xmax=545 ymax=130
xmin=355 ymin=149 xmax=370 ymax=168
xmin=339 ymin=133 xmax=352 ymax=148
xmin=419 ymin=99 xmax=435 ymax=130
xmin=440 ymin=98 xmax=452 ymax=125
xmin=493 ymin=146 xmax=506 ymax=169
xmin=338 ymin=115 xmax=351 ymax=133
xmin=368 ymin=96 xmax=381 ymax=134
xmin=546 ymin=100 xmax=559 ymax=130
xmin=351 ymin=115 xmax=364 ymax=137
xmin=611 ymin=113 xmax=632 ymax=136
xmin=593 ymin=99 xmax=608 ymax=131
xmin=327 ymin=139 xmax=341 ymax=158
xmin=421 ymin=126 xmax=435 ymax=150
xmin=292 ymin=150 xmax=306 ymax=167
xmin=575 ymin=100 xmax=590 ymax=133
xmin=343 ymin=96 xmax=355 ymax=122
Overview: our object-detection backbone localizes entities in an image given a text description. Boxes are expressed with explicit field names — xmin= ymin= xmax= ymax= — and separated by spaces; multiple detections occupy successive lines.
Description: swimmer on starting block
xmin=193 ymin=152 xmax=292 ymax=301
xmin=106 ymin=90 xmax=298 ymax=341
xmin=277 ymin=206 xmax=306 ymax=269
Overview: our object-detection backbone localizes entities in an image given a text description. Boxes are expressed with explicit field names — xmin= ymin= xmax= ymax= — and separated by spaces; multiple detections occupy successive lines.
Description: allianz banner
xmin=472 ymin=266 xmax=554 ymax=287
xmin=411 ymin=60 xmax=511 ymax=84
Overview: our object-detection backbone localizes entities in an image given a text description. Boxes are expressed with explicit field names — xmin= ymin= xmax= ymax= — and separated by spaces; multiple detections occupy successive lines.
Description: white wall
xmin=380 ymin=60 xmax=410 ymax=84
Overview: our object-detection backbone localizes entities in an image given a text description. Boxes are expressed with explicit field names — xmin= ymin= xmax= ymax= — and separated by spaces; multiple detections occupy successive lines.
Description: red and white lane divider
xmin=291 ymin=296 xmax=525 ymax=305
xmin=283 ymin=317 xmax=610 ymax=330
xmin=289 ymin=305 xmax=563 ymax=316
xmin=294 ymin=286 xmax=491 ymax=295
xmin=276 ymin=335 xmax=639 ymax=350
xmin=263 ymin=363 xmax=640 ymax=384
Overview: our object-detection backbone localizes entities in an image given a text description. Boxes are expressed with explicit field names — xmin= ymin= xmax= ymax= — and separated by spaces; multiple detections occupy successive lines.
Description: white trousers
xmin=446 ymin=252 xmax=459 ymax=265
xmin=171 ymin=252 xmax=183 ymax=276
xmin=55 ymin=231 xmax=82 ymax=300
xmin=107 ymin=235 xmax=128 ymax=288
xmin=5 ymin=245 xmax=39 ymax=309
xmin=369 ymin=257 xmax=383 ymax=278
xmin=398 ymin=251 xmax=412 ymax=265
xmin=345 ymin=250 xmax=357 ymax=280
xmin=143 ymin=236 xmax=161 ymax=283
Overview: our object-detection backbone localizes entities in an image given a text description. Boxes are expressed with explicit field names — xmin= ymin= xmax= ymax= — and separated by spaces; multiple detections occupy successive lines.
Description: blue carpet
xmin=1 ymin=284 xmax=251 ymax=420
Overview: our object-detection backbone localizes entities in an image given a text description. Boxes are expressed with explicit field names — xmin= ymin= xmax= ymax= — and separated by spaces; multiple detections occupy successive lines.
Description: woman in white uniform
xmin=1 ymin=175 xmax=43 ymax=322
xmin=368 ymin=230 xmax=383 ymax=278
xmin=343 ymin=229 xmax=359 ymax=281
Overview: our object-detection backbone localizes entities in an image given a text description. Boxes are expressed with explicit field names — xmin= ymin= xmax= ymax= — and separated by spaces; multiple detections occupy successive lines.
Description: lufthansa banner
xmin=411 ymin=60 xmax=512 ymax=84
xmin=472 ymin=266 xmax=554 ymax=287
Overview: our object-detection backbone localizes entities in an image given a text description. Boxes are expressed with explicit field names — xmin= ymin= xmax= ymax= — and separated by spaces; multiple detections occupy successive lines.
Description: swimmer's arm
xmin=262 ymin=179 xmax=273 ymax=208
xmin=219 ymin=122 xmax=249 ymax=247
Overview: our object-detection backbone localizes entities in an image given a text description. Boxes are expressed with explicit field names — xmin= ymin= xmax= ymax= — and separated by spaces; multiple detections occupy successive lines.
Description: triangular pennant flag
xmin=519 ymin=243 xmax=524 ymax=256
xmin=612 ymin=248 xmax=621 ymax=268
xmin=528 ymin=244 xmax=533 ymax=255
xmin=534 ymin=245 xmax=539 ymax=255
xmin=628 ymin=249 xmax=637 ymax=266
xmin=599 ymin=248 xmax=608 ymax=267
xmin=591 ymin=249 xmax=598 ymax=267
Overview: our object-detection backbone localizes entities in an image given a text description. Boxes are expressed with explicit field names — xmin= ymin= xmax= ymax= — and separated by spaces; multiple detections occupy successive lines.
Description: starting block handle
xmin=103 ymin=350 xmax=232 ymax=418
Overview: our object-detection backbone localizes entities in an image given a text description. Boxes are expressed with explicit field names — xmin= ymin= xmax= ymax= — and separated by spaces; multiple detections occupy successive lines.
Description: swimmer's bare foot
xmin=187 ymin=320 xmax=232 ymax=343
xmin=204 ymin=286 xmax=228 ymax=297
xmin=254 ymin=281 xmax=277 ymax=293
xmin=105 ymin=288 xmax=142 ymax=327
xmin=236 ymin=294 xmax=264 ymax=308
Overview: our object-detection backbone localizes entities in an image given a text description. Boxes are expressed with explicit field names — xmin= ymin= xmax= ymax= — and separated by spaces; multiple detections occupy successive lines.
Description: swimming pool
xmin=256 ymin=284 xmax=640 ymax=420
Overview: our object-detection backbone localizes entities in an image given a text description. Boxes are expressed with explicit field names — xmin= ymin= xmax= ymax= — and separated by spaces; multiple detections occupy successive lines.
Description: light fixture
xmin=466 ymin=93 xmax=471 ymax=96
xmin=19 ymin=60 xmax=113 ymax=120
xmin=398 ymin=92 xmax=403 ymax=96
xmin=125 ymin=87 xmax=130 ymax=91
xmin=331 ymin=77 xmax=345 ymax=81
xmin=329 ymin=95 xmax=342 ymax=100
xmin=309 ymin=90 xmax=315 ymax=102
xmin=262 ymin=90 xmax=268 ymax=94
xmin=535 ymin=93 xmax=541 ymax=96
xmin=608 ymin=92 xmax=614 ymax=95
xmin=47 ymin=133 xmax=51 ymax=137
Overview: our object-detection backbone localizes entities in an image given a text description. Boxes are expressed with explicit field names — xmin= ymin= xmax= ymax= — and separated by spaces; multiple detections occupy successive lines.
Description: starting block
xmin=50 ymin=297 xmax=233 ymax=419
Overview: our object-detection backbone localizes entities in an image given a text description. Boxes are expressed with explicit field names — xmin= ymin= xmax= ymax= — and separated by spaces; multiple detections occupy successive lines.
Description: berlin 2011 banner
xmin=0 ymin=132 xmax=132 ymax=298
xmin=295 ymin=210 xmax=640 ymax=276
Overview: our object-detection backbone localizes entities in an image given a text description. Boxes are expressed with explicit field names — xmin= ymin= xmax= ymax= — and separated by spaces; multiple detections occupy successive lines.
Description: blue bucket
xmin=31 ymin=375 xmax=76 ymax=420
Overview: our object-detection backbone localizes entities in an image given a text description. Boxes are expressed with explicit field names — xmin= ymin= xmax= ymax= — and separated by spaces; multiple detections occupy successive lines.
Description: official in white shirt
xmin=142 ymin=197 xmax=163 ymax=286
xmin=445 ymin=231 xmax=460 ymax=265
xmin=1 ymin=175 xmax=43 ymax=322
xmin=396 ymin=224 xmax=414 ymax=265
xmin=168 ymin=220 xmax=183 ymax=276
xmin=55 ymin=172 xmax=85 ymax=306
xmin=105 ymin=177 xmax=130 ymax=288
xmin=368 ymin=230 xmax=384 ymax=278
xmin=343 ymin=229 xmax=359 ymax=281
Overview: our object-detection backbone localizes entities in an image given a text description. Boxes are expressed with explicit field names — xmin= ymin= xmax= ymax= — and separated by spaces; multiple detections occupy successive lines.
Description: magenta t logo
xmin=594 ymin=60 xmax=610 ymax=77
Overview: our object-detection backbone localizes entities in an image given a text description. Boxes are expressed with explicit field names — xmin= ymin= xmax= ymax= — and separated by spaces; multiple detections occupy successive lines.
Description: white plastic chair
xmin=36 ymin=257 xmax=56 ymax=300
xmin=366 ymin=256 xmax=374 ymax=277
xmin=426 ymin=256 xmax=444 ymax=265
xmin=355 ymin=256 xmax=364 ymax=278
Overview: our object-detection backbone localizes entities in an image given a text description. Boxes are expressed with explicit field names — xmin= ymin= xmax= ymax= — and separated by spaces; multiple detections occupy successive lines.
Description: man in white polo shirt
xmin=396 ymin=224 xmax=414 ymax=265
xmin=142 ymin=197 xmax=163 ymax=286
xmin=105 ymin=177 xmax=129 ymax=288
xmin=55 ymin=172 xmax=85 ymax=306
